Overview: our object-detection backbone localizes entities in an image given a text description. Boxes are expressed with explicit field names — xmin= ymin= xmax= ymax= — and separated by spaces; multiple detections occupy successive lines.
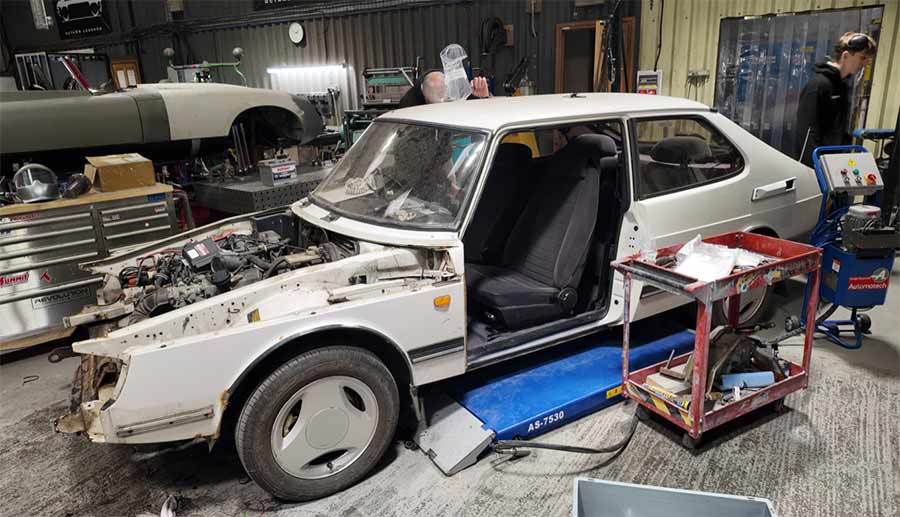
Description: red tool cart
xmin=611 ymin=232 xmax=822 ymax=448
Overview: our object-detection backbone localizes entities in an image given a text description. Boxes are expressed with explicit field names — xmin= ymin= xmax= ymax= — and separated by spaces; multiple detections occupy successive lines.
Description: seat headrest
xmin=552 ymin=134 xmax=618 ymax=177
xmin=650 ymin=136 xmax=711 ymax=164
xmin=598 ymin=154 xmax=620 ymax=171
xmin=495 ymin=142 xmax=533 ymax=164
xmin=566 ymin=134 xmax=618 ymax=157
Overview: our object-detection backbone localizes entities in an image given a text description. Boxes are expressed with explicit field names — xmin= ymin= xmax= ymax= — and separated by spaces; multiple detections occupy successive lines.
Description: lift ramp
xmin=415 ymin=322 xmax=695 ymax=475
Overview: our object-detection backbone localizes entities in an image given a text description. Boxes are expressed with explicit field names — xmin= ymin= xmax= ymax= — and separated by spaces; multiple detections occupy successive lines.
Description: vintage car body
xmin=0 ymin=83 xmax=322 ymax=174
xmin=55 ymin=93 xmax=820 ymax=500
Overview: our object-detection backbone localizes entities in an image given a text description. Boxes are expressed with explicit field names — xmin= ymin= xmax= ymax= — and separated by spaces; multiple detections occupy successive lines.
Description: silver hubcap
xmin=724 ymin=286 xmax=768 ymax=324
xmin=270 ymin=376 xmax=379 ymax=480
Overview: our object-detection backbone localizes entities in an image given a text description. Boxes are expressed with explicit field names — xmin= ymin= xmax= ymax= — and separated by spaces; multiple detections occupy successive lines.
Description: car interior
xmin=463 ymin=121 xmax=628 ymax=364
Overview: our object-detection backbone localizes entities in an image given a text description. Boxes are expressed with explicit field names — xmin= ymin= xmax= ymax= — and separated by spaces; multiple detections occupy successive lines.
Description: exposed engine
xmin=106 ymin=211 xmax=358 ymax=324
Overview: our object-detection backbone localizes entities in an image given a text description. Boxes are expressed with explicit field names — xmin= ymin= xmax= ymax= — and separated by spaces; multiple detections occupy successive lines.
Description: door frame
xmin=554 ymin=20 xmax=605 ymax=93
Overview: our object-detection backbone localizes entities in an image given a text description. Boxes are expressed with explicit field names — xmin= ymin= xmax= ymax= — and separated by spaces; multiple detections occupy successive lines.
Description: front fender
xmin=82 ymin=278 xmax=466 ymax=444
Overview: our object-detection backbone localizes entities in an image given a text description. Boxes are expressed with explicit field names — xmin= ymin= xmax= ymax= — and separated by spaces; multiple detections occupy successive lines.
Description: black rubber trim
xmin=408 ymin=337 xmax=465 ymax=364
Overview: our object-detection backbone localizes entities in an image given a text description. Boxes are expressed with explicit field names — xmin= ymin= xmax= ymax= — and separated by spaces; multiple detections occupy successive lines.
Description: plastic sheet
xmin=440 ymin=44 xmax=472 ymax=101
xmin=714 ymin=7 xmax=884 ymax=158
xmin=674 ymin=235 xmax=738 ymax=282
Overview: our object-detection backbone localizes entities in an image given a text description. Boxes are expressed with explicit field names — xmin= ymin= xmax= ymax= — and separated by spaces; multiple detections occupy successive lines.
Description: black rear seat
xmin=466 ymin=134 xmax=618 ymax=330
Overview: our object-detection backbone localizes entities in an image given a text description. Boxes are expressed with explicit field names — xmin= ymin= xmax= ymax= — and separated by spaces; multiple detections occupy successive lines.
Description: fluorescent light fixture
xmin=267 ymin=64 xmax=347 ymax=74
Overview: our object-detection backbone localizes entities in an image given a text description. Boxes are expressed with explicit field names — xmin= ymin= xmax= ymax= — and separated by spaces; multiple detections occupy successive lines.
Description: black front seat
xmin=466 ymin=134 xmax=617 ymax=330
xmin=464 ymin=143 xmax=533 ymax=264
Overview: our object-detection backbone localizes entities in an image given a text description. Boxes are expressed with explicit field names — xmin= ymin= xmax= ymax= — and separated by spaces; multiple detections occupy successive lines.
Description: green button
xmin=853 ymin=169 xmax=860 ymax=175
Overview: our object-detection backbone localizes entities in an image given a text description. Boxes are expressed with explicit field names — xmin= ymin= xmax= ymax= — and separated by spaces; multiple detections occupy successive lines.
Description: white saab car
xmin=56 ymin=94 xmax=819 ymax=500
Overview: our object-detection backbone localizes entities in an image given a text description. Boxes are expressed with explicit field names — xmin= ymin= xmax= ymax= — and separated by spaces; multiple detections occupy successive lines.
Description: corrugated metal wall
xmin=165 ymin=0 xmax=635 ymax=105
xmin=2 ymin=1 xmax=640 ymax=106
xmin=639 ymin=0 xmax=899 ymax=130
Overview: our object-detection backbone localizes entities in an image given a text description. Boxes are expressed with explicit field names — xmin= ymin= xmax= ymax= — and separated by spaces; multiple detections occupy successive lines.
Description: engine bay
xmin=106 ymin=210 xmax=359 ymax=324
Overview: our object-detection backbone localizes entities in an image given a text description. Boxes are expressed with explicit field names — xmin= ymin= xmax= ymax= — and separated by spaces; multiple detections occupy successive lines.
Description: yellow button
xmin=848 ymin=159 xmax=856 ymax=166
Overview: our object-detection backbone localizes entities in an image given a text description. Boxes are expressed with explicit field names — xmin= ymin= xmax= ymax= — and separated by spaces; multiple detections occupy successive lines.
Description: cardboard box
xmin=84 ymin=153 xmax=156 ymax=192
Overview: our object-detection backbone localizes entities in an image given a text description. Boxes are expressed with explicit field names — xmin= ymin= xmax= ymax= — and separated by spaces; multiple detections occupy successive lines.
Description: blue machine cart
xmin=802 ymin=145 xmax=897 ymax=349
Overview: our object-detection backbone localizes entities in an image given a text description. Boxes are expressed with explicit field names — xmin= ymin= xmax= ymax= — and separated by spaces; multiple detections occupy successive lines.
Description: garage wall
xmin=0 ymin=0 xmax=169 ymax=51
xmin=639 ymin=0 xmax=899 ymax=130
xmin=1 ymin=1 xmax=641 ymax=104
xmin=153 ymin=0 xmax=636 ymax=101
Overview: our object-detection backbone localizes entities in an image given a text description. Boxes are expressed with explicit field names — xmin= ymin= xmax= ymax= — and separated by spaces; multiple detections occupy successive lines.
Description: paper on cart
xmin=675 ymin=235 xmax=738 ymax=281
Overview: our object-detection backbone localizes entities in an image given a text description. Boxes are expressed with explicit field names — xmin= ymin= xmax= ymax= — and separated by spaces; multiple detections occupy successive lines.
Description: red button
xmin=866 ymin=173 xmax=877 ymax=185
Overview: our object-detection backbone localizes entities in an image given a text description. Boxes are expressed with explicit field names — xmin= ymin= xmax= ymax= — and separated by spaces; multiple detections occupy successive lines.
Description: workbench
xmin=1 ymin=184 xmax=177 ymax=350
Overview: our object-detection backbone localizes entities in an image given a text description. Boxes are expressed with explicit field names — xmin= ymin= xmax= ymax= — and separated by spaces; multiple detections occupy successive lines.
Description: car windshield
xmin=310 ymin=121 xmax=487 ymax=230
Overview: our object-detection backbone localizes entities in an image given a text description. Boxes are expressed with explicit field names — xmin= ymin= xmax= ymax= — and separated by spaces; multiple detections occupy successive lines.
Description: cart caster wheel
xmin=784 ymin=315 xmax=801 ymax=332
xmin=858 ymin=314 xmax=871 ymax=333
xmin=772 ymin=399 xmax=787 ymax=414
xmin=635 ymin=405 xmax=652 ymax=422
xmin=682 ymin=433 xmax=702 ymax=450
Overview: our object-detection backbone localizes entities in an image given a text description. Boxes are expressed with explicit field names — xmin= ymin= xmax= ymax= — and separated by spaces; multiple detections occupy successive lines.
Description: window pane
xmin=635 ymin=118 xmax=744 ymax=198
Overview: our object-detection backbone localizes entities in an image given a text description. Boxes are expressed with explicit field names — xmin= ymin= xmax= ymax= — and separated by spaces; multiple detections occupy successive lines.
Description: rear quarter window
xmin=634 ymin=117 xmax=744 ymax=199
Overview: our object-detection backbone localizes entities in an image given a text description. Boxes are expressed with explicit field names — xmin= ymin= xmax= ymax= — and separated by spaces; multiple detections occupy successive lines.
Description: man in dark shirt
xmin=796 ymin=32 xmax=876 ymax=167
xmin=397 ymin=71 xmax=490 ymax=108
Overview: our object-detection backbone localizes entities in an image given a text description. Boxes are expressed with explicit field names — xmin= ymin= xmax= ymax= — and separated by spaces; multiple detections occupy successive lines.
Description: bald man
xmin=397 ymin=71 xmax=490 ymax=108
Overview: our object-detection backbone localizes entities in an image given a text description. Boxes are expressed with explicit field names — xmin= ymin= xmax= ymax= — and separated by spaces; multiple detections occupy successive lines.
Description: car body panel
xmin=58 ymin=94 xmax=820 ymax=448
xmin=82 ymin=278 xmax=466 ymax=444
xmin=0 ymin=90 xmax=145 ymax=154
xmin=0 ymin=83 xmax=322 ymax=164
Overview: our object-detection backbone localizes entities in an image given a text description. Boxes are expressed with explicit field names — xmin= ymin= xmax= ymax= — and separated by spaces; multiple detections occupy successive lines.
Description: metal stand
xmin=613 ymin=232 xmax=822 ymax=447
xmin=817 ymin=308 xmax=871 ymax=350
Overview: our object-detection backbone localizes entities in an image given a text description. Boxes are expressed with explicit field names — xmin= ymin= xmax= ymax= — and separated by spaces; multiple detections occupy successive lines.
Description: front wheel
xmin=236 ymin=346 xmax=399 ymax=501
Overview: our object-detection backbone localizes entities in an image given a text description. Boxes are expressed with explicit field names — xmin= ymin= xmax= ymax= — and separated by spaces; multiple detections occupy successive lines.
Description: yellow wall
xmin=639 ymin=0 xmax=899 ymax=130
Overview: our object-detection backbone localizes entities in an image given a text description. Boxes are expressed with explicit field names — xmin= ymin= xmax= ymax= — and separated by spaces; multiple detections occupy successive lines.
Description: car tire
xmin=236 ymin=346 xmax=399 ymax=501
xmin=712 ymin=285 xmax=773 ymax=327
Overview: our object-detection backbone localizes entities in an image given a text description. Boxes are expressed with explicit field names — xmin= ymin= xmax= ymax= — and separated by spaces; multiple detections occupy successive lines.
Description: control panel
xmin=819 ymin=152 xmax=883 ymax=195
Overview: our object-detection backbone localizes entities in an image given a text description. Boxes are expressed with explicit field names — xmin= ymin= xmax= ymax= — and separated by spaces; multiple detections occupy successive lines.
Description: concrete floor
xmin=1 ymin=262 xmax=898 ymax=517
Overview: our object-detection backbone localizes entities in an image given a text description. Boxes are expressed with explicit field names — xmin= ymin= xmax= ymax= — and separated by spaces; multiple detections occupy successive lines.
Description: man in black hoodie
xmin=796 ymin=32 xmax=876 ymax=167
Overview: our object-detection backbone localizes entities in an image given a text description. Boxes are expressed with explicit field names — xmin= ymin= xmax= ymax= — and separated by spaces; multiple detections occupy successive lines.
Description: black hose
xmin=493 ymin=411 xmax=639 ymax=456
xmin=263 ymin=257 xmax=289 ymax=279
xmin=654 ymin=0 xmax=665 ymax=71
xmin=762 ymin=303 xmax=839 ymax=346
xmin=130 ymin=290 xmax=172 ymax=323
xmin=247 ymin=255 xmax=272 ymax=270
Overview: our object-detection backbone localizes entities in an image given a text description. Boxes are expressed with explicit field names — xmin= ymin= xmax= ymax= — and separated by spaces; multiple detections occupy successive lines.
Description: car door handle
xmin=751 ymin=177 xmax=796 ymax=201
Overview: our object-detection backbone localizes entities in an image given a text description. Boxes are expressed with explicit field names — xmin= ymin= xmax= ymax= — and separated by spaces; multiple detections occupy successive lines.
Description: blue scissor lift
xmin=415 ymin=319 xmax=694 ymax=475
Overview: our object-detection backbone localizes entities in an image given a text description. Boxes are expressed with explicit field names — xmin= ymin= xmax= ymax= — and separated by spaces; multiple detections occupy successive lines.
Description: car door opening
xmin=463 ymin=122 xmax=628 ymax=365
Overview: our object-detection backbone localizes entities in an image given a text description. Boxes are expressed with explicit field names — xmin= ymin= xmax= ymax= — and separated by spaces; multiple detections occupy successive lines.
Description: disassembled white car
xmin=56 ymin=93 xmax=820 ymax=500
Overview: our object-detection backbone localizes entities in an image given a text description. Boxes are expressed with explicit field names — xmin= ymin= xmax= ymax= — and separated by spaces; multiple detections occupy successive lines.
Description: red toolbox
xmin=611 ymin=232 xmax=822 ymax=447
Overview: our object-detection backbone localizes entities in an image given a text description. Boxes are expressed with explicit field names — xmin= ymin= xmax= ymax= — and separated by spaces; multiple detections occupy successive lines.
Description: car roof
xmin=380 ymin=93 xmax=711 ymax=132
